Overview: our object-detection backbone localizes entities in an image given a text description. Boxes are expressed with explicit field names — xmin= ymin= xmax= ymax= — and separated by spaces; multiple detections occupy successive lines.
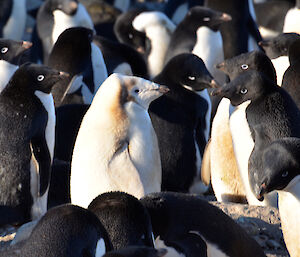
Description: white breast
xmin=3 ymin=0 xmax=26 ymax=40
xmin=95 ymin=239 xmax=106 ymax=257
xmin=155 ymin=237 xmax=186 ymax=257
xmin=113 ymin=63 xmax=133 ymax=76
xmin=0 ymin=60 xmax=18 ymax=92
xmin=283 ymin=8 xmax=300 ymax=34
xmin=271 ymin=56 xmax=290 ymax=86
xmin=197 ymin=89 xmax=211 ymax=143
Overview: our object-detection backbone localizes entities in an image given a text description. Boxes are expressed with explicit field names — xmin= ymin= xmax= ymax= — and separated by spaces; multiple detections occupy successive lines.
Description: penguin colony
xmin=0 ymin=0 xmax=299 ymax=257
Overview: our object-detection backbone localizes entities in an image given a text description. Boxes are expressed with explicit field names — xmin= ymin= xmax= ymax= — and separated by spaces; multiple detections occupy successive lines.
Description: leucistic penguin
xmin=0 ymin=39 xmax=32 ymax=92
xmin=48 ymin=27 xmax=108 ymax=106
xmin=149 ymin=53 xmax=219 ymax=193
xmin=0 ymin=204 xmax=113 ymax=257
xmin=132 ymin=11 xmax=176 ymax=78
xmin=256 ymin=138 xmax=300 ymax=257
xmin=259 ymin=32 xmax=300 ymax=85
xmin=71 ymin=74 xmax=169 ymax=208
xmin=36 ymin=0 xmax=94 ymax=62
xmin=0 ymin=63 xmax=67 ymax=226
xmin=88 ymin=192 xmax=155 ymax=250
xmin=140 ymin=192 xmax=266 ymax=257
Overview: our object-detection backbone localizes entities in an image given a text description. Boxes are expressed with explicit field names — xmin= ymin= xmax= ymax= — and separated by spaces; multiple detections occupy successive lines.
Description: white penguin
xmin=71 ymin=73 xmax=169 ymax=208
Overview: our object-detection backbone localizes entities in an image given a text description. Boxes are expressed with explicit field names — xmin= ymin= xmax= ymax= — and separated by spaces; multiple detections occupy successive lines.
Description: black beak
xmin=256 ymin=182 xmax=267 ymax=201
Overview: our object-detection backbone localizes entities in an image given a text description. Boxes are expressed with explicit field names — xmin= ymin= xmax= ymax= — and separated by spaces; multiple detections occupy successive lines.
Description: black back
xmin=0 ymin=0 xmax=12 ymax=37
xmin=88 ymin=192 xmax=154 ymax=250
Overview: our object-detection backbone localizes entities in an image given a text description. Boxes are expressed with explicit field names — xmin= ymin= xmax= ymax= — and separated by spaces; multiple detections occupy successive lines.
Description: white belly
xmin=0 ymin=60 xmax=18 ymax=92
xmin=272 ymin=56 xmax=290 ymax=86
xmin=283 ymin=8 xmax=300 ymax=34
xmin=197 ymin=89 xmax=211 ymax=143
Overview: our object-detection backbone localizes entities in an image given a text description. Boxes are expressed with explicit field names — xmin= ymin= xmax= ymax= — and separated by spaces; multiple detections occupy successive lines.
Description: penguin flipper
xmin=201 ymin=139 xmax=211 ymax=186
xmin=31 ymin=134 xmax=51 ymax=197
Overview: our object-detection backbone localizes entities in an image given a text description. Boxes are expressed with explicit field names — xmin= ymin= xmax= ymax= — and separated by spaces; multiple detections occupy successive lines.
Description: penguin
xmin=0 ymin=204 xmax=113 ymax=257
xmin=132 ymin=11 xmax=176 ymax=78
xmin=47 ymin=27 xmax=108 ymax=106
xmin=36 ymin=0 xmax=94 ymax=63
xmin=0 ymin=63 xmax=68 ymax=226
xmin=258 ymin=32 xmax=300 ymax=85
xmin=103 ymin=246 xmax=167 ymax=257
xmin=88 ymin=191 xmax=155 ymax=250
xmin=0 ymin=39 xmax=32 ymax=92
xmin=283 ymin=0 xmax=300 ymax=34
xmin=255 ymin=137 xmax=300 ymax=257
xmin=140 ymin=192 xmax=267 ymax=257
xmin=93 ymin=35 xmax=148 ymax=78
xmin=0 ymin=0 xmax=26 ymax=40
xmin=148 ymin=53 xmax=218 ymax=193
xmin=71 ymin=74 xmax=169 ymax=208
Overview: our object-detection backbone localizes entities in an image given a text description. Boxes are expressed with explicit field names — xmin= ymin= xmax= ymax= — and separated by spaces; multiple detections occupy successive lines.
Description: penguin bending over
xmin=0 ymin=63 xmax=67 ymax=226
xmin=71 ymin=74 xmax=169 ymax=208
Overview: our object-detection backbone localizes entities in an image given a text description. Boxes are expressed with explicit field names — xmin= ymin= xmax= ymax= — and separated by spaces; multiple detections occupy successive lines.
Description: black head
xmin=23 ymin=204 xmax=112 ymax=257
xmin=216 ymin=50 xmax=277 ymax=83
xmin=5 ymin=63 xmax=68 ymax=94
xmin=159 ymin=53 xmax=219 ymax=91
xmin=45 ymin=0 xmax=78 ymax=15
xmin=258 ymin=33 xmax=300 ymax=59
xmin=88 ymin=192 xmax=154 ymax=250
xmin=255 ymin=138 xmax=300 ymax=201
xmin=183 ymin=6 xmax=231 ymax=32
xmin=288 ymin=38 xmax=300 ymax=65
xmin=102 ymin=246 xmax=167 ymax=257
xmin=114 ymin=9 xmax=148 ymax=53
xmin=211 ymin=70 xmax=275 ymax=106
xmin=0 ymin=39 xmax=32 ymax=65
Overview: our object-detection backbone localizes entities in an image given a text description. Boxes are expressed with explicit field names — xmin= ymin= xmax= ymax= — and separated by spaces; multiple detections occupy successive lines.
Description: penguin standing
xmin=71 ymin=74 xmax=169 ymax=208
xmin=0 ymin=63 xmax=67 ymax=226
xmin=36 ymin=0 xmax=94 ymax=62
xmin=149 ymin=53 xmax=218 ymax=193
xmin=0 ymin=204 xmax=113 ymax=257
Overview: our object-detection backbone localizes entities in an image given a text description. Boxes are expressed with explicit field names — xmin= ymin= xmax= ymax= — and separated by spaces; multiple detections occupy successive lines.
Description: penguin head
xmin=258 ymin=33 xmax=300 ymax=59
xmin=211 ymin=70 xmax=274 ymax=106
xmin=0 ymin=39 xmax=32 ymax=65
xmin=102 ymin=246 xmax=167 ymax=257
xmin=46 ymin=0 xmax=78 ymax=15
xmin=88 ymin=192 xmax=155 ymax=250
xmin=216 ymin=50 xmax=277 ymax=83
xmin=255 ymin=138 xmax=300 ymax=201
xmin=161 ymin=53 xmax=219 ymax=91
xmin=7 ymin=63 xmax=69 ymax=94
xmin=184 ymin=6 xmax=231 ymax=32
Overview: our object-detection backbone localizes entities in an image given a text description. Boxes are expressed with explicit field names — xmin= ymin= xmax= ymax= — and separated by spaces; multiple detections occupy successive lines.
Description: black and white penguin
xmin=103 ymin=246 xmax=167 ymax=257
xmin=0 ymin=63 xmax=67 ymax=226
xmin=0 ymin=204 xmax=113 ymax=257
xmin=48 ymin=27 xmax=108 ymax=106
xmin=0 ymin=39 xmax=32 ymax=92
xmin=255 ymin=138 xmax=300 ymax=257
xmin=71 ymin=74 xmax=169 ymax=208
xmin=0 ymin=0 xmax=26 ymax=40
xmin=149 ymin=53 xmax=218 ymax=193
xmin=259 ymin=32 xmax=300 ymax=85
xmin=140 ymin=192 xmax=266 ymax=257
xmin=36 ymin=0 xmax=94 ymax=62
xmin=283 ymin=0 xmax=300 ymax=34
xmin=88 ymin=191 xmax=155 ymax=250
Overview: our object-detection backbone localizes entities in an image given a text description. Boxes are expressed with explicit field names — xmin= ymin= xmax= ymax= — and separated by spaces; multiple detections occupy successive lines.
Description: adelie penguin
xmin=140 ymin=192 xmax=266 ymax=257
xmin=0 ymin=39 xmax=32 ymax=92
xmin=36 ymin=0 xmax=94 ymax=62
xmin=48 ymin=27 xmax=108 ymax=106
xmin=88 ymin=192 xmax=155 ymax=250
xmin=254 ymin=138 xmax=300 ymax=257
xmin=0 ymin=204 xmax=113 ymax=257
xmin=149 ymin=53 xmax=218 ymax=193
xmin=71 ymin=74 xmax=169 ymax=208
xmin=0 ymin=0 xmax=26 ymax=40
xmin=0 ymin=63 xmax=68 ymax=227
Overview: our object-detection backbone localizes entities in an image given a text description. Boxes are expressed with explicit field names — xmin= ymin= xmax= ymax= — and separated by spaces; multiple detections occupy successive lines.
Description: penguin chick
xmin=71 ymin=73 xmax=169 ymax=208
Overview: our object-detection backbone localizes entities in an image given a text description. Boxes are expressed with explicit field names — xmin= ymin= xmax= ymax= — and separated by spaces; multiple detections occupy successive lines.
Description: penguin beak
xmin=22 ymin=41 xmax=33 ymax=49
xmin=158 ymin=85 xmax=170 ymax=94
xmin=258 ymin=40 xmax=269 ymax=48
xmin=220 ymin=13 xmax=232 ymax=22
xmin=210 ymin=79 xmax=220 ymax=89
xmin=257 ymin=182 xmax=267 ymax=201
xmin=59 ymin=71 xmax=70 ymax=77
xmin=211 ymin=84 xmax=230 ymax=96
xmin=215 ymin=61 xmax=225 ymax=72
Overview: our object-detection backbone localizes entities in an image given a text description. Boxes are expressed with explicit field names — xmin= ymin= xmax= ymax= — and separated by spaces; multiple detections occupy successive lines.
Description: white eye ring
xmin=240 ymin=88 xmax=248 ymax=94
xmin=37 ymin=75 xmax=44 ymax=81
xmin=1 ymin=47 xmax=8 ymax=54
xmin=282 ymin=171 xmax=289 ymax=177
xmin=241 ymin=64 xmax=248 ymax=70
xmin=128 ymin=33 xmax=133 ymax=39
xmin=203 ymin=17 xmax=210 ymax=21
xmin=188 ymin=76 xmax=196 ymax=81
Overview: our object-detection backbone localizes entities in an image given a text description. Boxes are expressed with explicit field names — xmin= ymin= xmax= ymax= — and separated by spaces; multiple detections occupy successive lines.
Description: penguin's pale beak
xmin=22 ymin=41 xmax=33 ymax=49
xmin=220 ymin=13 xmax=232 ymax=22
xmin=258 ymin=41 xmax=269 ymax=48
xmin=210 ymin=79 xmax=220 ymax=88
xmin=215 ymin=61 xmax=225 ymax=71
xmin=158 ymin=85 xmax=170 ymax=94
xmin=257 ymin=182 xmax=267 ymax=201
xmin=59 ymin=71 xmax=70 ymax=77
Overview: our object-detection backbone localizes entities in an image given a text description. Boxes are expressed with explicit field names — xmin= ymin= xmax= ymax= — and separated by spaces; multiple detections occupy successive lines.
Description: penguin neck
xmin=0 ymin=60 xmax=18 ymax=92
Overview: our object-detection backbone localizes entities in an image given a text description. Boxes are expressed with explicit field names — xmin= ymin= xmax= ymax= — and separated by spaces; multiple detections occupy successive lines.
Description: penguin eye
xmin=241 ymin=64 xmax=249 ymax=70
xmin=240 ymin=88 xmax=248 ymax=94
xmin=203 ymin=17 xmax=210 ymax=21
xmin=1 ymin=47 xmax=8 ymax=54
xmin=37 ymin=75 xmax=45 ymax=81
xmin=128 ymin=33 xmax=133 ymax=39
xmin=134 ymin=89 xmax=140 ymax=93
xmin=188 ymin=76 xmax=196 ymax=81
xmin=282 ymin=171 xmax=289 ymax=177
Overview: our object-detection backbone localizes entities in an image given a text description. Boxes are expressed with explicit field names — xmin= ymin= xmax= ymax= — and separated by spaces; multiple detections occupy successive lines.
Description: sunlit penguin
xmin=283 ymin=0 xmax=300 ymax=34
xmin=71 ymin=74 xmax=169 ymax=208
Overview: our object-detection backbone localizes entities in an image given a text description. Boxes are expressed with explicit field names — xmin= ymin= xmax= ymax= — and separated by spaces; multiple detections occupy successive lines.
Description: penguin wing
xmin=31 ymin=133 xmax=51 ymax=197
